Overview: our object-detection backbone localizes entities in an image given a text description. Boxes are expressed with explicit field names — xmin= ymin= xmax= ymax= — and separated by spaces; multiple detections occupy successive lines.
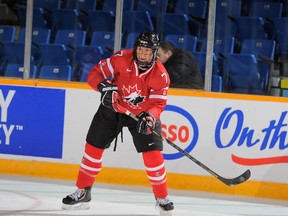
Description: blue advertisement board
xmin=0 ymin=85 xmax=65 ymax=158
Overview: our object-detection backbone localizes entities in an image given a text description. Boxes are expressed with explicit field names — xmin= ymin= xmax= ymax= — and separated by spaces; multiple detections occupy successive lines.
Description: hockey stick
xmin=115 ymin=104 xmax=251 ymax=186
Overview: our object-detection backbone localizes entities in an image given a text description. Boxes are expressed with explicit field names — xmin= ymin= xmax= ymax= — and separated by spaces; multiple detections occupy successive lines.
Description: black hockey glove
xmin=97 ymin=81 xmax=119 ymax=112
xmin=136 ymin=112 xmax=156 ymax=135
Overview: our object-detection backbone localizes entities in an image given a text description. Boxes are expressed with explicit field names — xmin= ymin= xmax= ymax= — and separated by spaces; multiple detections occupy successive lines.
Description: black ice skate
xmin=62 ymin=186 xmax=91 ymax=210
xmin=156 ymin=197 xmax=174 ymax=216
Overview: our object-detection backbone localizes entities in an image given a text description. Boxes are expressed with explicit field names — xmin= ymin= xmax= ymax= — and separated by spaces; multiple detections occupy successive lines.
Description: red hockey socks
xmin=142 ymin=150 xmax=168 ymax=198
xmin=76 ymin=143 xmax=104 ymax=189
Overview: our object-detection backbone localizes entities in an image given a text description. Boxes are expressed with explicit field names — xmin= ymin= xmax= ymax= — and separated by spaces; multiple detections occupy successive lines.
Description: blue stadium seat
xmin=248 ymin=2 xmax=282 ymax=39
xmin=174 ymin=0 xmax=208 ymax=39
xmin=214 ymin=36 xmax=235 ymax=58
xmin=1 ymin=42 xmax=37 ymax=76
xmin=70 ymin=45 xmax=104 ymax=81
xmin=32 ymin=0 xmax=61 ymax=29
xmin=65 ymin=0 xmax=97 ymax=11
xmin=244 ymin=0 xmax=281 ymax=16
xmin=0 ymin=26 xmax=16 ymax=42
xmin=54 ymin=29 xmax=86 ymax=46
xmin=240 ymin=39 xmax=275 ymax=91
xmin=165 ymin=34 xmax=197 ymax=53
xmin=54 ymin=29 xmax=87 ymax=62
xmin=86 ymin=10 xmax=115 ymax=41
xmin=218 ymin=38 xmax=275 ymax=93
xmin=281 ymin=0 xmax=288 ymax=17
xmin=249 ymin=2 xmax=283 ymax=18
xmin=201 ymin=36 xmax=235 ymax=58
xmin=212 ymin=75 xmax=223 ymax=92
xmin=2 ymin=42 xmax=24 ymax=75
xmin=124 ymin=32 xmax=139 ymax=49
xmin=275 ymin=30 xmax=288 ymax=76
xmin=2 ymin=42 xmax=28 ymax=64
xmin=175 ymin=0 xmax=207 ymax=19
xmin=241 ymin=39 xmax=276 ymax=61
xmin=102 ymin=0 xmax=134 ymax=12
xmin=234 ymin=17 xmax=268 ymax=45
xmin=192 ymin=51 xmax=219 ymax=78
xmin=86 ymin=10 xmax=115 ymax=32
xmin=51 ymin=9 xmax=82 ymax=31
xmin=34 ymin=0 xmax=61 ymax=10
xmin=215 ymin=0 xmax=241 ymax=25
xmin=160 ymin=14 xmax=192 ymax=39
xmin=214 ymin=21 xmax=237 ymax=47
xmin=2 ymin=42 xmax=40 ymax=67
xmin=17 ymin=7 xmax=48 ymax=29
xmin=273 ymin=17 xmax=288 ymax=56
xmin=122 ymin=11 xmax=154 ymax=35
xmin=192 ymin=52 xmax=222 ymax=92
xmin=39 ymin=65 xmax=72 ymax=81
xmin=226 ymin=53 xmax=264 ymax=94
xmin=64 ymin=0 xmax=97 ymax=29
xmin=4 ymin=63 xmax=37 ymax=78
xmin=0 ymin=44 xmax=5 ymax=74
xmin=276 ymin=31 xmax=288 ymax=57
xmin=214 ymin=0 xmax=241 ymax=42
xmin=90 ymin=31 xmax=114 ymax=56
xmin=70 ymin=45 xmax=103 ymax=67
xmin=38 ymin=44 xmax=71 ymax=66
xmin=136 ymin=0 xmax=168 ymax=31
xmin=18 ymin=28 xmax=51 ymax=44
xmin=201 ymin=35 xmax=235 ymax=79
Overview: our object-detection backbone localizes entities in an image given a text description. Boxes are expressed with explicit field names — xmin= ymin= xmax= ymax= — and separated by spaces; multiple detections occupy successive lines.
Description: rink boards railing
xmin=0 ymin=78 xmax=288 ymax=201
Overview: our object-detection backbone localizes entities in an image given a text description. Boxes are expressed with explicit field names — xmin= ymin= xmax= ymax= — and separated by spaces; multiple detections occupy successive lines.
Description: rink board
xmin=0 ymin=79 xmax=288 ymax=201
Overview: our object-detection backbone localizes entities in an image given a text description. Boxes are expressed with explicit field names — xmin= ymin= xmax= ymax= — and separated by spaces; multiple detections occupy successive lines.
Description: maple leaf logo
xmin=122 ymin=85 xmax=145 ymax=108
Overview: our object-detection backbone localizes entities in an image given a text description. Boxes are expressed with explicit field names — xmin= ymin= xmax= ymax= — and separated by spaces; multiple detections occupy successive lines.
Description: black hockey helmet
xmin=133 ymin=31 xmax=160 ymax=69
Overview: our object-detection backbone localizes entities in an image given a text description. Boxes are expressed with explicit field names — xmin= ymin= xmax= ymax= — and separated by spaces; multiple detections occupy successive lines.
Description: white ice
xmin=0 ymin=175 xmax=287 ymax=216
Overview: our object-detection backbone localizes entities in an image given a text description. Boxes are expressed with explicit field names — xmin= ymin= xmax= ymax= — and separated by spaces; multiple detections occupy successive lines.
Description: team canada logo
xmin=122 ymin=84 xmax=145 ymax=108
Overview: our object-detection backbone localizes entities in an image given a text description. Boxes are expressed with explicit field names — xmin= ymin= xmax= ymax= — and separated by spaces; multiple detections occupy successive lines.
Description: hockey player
xmin=62 ymin=31 xmax=174 ymax=215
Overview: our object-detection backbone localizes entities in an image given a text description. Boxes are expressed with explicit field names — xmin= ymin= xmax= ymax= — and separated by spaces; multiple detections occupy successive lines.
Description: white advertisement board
xmin=62 ymin=88 xmax=288 ymax=184
xmin=0 ymin=84 xmax=287 ymax=186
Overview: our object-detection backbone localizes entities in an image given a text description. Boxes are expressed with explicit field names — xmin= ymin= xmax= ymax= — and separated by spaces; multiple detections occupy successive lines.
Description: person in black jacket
xmin=157 ymin=41 xmax=204 ymax=89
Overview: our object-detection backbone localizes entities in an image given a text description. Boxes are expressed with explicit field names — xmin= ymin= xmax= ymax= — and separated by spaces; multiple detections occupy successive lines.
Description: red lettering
xmin=162 ymin=124 xmax=190 ymax=143
xmin=178 ymin=126 xmax=189 ymax=142
xmin=162 ymin=124 xmax=167 ymax=137
xmin=168 ymin=125 xmax=177 ymax=142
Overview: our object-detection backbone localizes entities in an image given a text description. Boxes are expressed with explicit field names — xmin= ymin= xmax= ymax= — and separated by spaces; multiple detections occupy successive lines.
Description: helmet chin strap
xmin=138 ymin=61 xmax=149 ymax=70
xmin=139 ymin=66 xmax=148 ymax=71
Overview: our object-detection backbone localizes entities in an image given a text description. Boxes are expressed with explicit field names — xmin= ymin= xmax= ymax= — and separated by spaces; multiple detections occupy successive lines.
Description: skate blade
xmin=158 ymin=208 xmax=173 ymax=216
xmin=62 ymin=202 xmax=90 ymax=210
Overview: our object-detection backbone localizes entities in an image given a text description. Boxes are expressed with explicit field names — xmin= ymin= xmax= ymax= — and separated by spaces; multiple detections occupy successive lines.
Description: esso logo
xmin=162 ymin=125 xmax=190 ymax=143
xmin=161 ymin=105 xmax=199 ymax=160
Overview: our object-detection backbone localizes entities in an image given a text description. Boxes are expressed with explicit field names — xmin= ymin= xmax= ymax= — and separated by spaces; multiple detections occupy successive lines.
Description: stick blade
xmin=220 ymin=169 xmax=251 ymax=186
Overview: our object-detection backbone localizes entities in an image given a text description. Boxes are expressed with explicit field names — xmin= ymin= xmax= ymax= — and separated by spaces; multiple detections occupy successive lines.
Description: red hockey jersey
xmin=88 ymin=50 xmax=170 ymax=119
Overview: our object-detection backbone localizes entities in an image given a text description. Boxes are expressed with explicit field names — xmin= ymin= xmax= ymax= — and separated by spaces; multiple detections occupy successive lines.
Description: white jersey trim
xmin=99 ymin=60 xmax=107 ymax=79
xmin=106 ymin=58 xmax=114 ymax=77
xmin=149 ymin=95 xmax=167 ymax=100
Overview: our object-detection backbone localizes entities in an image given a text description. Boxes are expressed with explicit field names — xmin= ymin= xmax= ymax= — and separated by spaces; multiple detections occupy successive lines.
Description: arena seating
xmin=0 ymin=25 xmax=16 ymax=42
xmin=0 ymin=0 xmax=286 ymax=95
xmin=226 ymin=54 xmax=264 ymax=94
xmin=18 ymin=28 xmax=51 ymax=44
xmin=165 ymin=34 xmax=197 ymax=53
xmin=102 ymin=0 xmax=134 ymax=12
xmin=4 ymin=63 xmax=37 ymax=78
